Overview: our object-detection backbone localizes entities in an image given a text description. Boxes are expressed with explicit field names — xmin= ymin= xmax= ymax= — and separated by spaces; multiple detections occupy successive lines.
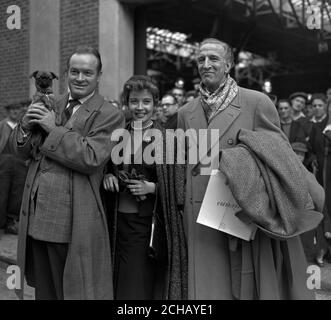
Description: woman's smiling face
xmin=128 ymin=89 xmax=154 ymax=125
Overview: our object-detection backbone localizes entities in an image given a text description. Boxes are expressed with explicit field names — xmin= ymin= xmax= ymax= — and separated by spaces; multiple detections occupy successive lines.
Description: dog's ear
xmin=29 ymin=71 xmax=39 ymax=79
xmin=50 ymin=72 xmax=58 ymax=80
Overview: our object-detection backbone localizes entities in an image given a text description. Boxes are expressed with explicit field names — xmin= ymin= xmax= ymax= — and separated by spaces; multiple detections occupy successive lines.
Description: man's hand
xmin=28 ymin=104 xmax=56 ymax=133
xmin=103 ymin=174 xmax=119 ymax=192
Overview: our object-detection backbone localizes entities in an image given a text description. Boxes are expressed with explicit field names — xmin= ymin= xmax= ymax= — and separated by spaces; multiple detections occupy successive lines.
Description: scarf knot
xmin=199 ymin=75 xmax=238 ymax=123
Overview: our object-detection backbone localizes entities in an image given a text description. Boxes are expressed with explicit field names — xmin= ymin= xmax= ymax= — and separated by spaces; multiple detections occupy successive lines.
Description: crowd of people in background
xmin=276 ymin=90 xmax=331 ymax=267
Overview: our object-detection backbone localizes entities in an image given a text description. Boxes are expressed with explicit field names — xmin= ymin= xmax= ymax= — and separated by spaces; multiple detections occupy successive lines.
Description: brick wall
xmin=0 ymin=0 xmax=29 ymax=120
xmin=59 ymin=0 xmax=99 ymax=93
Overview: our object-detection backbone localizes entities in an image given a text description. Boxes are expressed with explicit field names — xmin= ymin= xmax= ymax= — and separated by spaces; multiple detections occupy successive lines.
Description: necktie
xmin=63 ymin=99 xmax=80 ymax=124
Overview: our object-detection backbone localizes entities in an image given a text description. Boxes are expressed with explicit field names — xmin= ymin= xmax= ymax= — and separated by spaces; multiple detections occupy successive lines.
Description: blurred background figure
xmin=161 ymin=93 xmax=179 ymax=129
xmin=305 ymin=98 xmax=315 ymax=121
xmin=304 ymin=93 xmax=331 ymax=266
xmin=277 ymin=99 xmax=306 ymax=144
xmin=152 ymin=103 xmax=166 ymax=125
xmin=171 ymin=85 xmax=186 ymax=107
xmin=289 ymin=91 xmax=312 ymax=139
xmin=0 ymin=102 xmax=28 ymax=235
xmin=185 ymin=90 xmax=197 ymax=103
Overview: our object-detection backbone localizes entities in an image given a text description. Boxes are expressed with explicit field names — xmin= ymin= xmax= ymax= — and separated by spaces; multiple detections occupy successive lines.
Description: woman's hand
xmin=126 ymin=179 xmax=156 ymax=196
xmin=103 ymin=174 xmax=119 ymax=192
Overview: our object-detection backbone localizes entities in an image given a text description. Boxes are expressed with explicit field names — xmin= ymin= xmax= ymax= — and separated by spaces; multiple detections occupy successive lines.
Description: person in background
xmin=289 ymin=91 xmax=312 ymax=138
xmin=326 ymin=87 xmax=331 ymax=105
xmin=305 ymin=100 xmax=315 ymax=122
xmin=161 ymin=93 xmax=179 ymax=129
xmin=0 ymin=102 xmax=28 ymax=235
xmin=172 ymin=87 xmax=186 ymax=107
xmin=306 ymin=93 xmax=331 ymax=266
xmin=277 ymin=99 xmax=306 ymax=144
xmin=185 ymin=90 xmax=197 ymax=103
xmin=152 ymin=103 xmax=166 ymax=125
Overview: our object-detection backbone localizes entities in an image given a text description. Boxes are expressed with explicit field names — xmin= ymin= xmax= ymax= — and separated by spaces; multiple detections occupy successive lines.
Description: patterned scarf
xmin=199 ymin=75 xmax=239 ymax=123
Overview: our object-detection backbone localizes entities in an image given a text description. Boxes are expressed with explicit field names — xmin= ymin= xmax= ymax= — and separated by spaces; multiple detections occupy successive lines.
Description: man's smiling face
xmin=197 ymin=43 xmax=231 ymax=92
xmin=68 ymin=53 xmax=101 ymax=99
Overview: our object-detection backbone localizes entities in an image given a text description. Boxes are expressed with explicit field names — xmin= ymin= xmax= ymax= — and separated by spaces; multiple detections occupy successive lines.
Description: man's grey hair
xmin=199 ymin=38 xmax=235 ymax=69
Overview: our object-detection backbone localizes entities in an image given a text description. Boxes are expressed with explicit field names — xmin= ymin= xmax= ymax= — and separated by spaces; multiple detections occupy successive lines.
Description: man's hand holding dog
xmin=25 ymin=103 xmax=56 ymax=133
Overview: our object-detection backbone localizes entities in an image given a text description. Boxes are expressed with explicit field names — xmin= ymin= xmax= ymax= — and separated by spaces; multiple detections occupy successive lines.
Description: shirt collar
xmin=6 ymin=119 xmax=17 ymax=129
xmin=292 ymin=112 xmax=305 ymax=121
xmin=68 ymin=90 xmax=95 ymax=105
xmin=280 ymin=118 xmax=292 ymax=125
xmin=312 ymin=114 xmax=327 ymax=123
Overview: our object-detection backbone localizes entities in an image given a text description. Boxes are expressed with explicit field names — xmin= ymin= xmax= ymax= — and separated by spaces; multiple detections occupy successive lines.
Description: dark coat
xmin=288 ymin=120 xmax=307 ymax=144
xmin=103 ymin=121 xmax=187 ymax=299
xmin=164 ymin=113 xmax=178 ymax=130
xmin=307 ymin=117 xmax=331 ymax=234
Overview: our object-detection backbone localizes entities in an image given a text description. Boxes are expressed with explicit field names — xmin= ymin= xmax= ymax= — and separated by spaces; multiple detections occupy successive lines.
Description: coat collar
xmin=189 ymin=88 xmax=242 ymax=175
xmin=188 ymin=88 xmax=241 ymax=145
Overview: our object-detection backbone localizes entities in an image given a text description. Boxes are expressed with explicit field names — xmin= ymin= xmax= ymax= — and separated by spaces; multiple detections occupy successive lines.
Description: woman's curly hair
xmin=122 ymin=75 xmax=159 ymax=107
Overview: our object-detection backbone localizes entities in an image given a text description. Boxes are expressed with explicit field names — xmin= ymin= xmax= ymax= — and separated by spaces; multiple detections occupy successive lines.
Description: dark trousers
xmin=0 ymin=155 xmax=27 ymax=228
xmin=114 ymin=212 xmax=155 ymax=300
xmin=25 ymin=236 xmax=68 ymax=300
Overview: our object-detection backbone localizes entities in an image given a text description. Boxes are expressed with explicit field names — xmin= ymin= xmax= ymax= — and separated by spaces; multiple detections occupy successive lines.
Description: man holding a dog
xmin=10 ymin=46 xmax=125 ymax=300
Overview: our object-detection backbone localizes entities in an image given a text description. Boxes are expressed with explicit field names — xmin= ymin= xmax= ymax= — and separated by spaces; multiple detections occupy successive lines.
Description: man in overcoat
xmin=177 ymin=38 xmax=325 ymax=300
xmin=10 ymin=46 xmax=125 ymax=299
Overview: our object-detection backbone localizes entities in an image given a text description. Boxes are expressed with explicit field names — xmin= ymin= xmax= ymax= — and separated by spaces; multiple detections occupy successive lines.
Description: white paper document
xmin=197 ymin=170 xmax=257 ymax=241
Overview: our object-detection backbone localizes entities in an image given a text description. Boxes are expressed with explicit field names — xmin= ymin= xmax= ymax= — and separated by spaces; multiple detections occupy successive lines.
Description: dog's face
xmin=30 ymin=71 xmax=58 ymax=93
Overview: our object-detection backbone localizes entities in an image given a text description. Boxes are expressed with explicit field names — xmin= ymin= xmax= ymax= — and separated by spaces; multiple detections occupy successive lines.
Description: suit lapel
xmin=66 ymin=93 xmax=104 ymax=133
xmin=187 ymin=98 xmax=208 ymax=146
xmin=55 ymin=93 xmax=69 ymax=125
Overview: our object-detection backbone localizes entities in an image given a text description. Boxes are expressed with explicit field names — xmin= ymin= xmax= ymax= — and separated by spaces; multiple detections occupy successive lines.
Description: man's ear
xmin=29 ymin=71 xmax=39 ymax=79
xmin=50 ymin=72 xmax=58 ymax=80
xmin=225 ymin=61 xmax=232 ymax=74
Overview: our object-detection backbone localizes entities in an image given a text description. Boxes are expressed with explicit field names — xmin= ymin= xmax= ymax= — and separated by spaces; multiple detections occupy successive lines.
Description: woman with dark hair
xmin=103 ymin=75 xmax=187 ymax=300
xmin=306 ymin=93 xmax=331 ymax=266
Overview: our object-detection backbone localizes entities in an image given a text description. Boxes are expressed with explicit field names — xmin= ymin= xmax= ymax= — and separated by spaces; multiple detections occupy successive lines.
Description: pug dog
xmin=29 ymin=71 xmax=59 ymax=159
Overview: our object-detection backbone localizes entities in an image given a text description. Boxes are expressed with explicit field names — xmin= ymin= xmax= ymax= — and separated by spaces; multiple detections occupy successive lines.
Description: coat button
xmin=227 ymin=139 xmax=234 ymax=145
xmin=26 ymin=183 xmax=30 ymax=189
xmin=22 ymin=210 xmax=26 ymax=216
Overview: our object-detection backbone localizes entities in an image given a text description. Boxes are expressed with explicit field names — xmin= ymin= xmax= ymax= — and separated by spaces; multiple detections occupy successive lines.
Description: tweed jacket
xmin=218 ymin=129 xmax=323 ymax=299
xmin=10 ymin=92 xmax=125 ymax=299
xmin=220 ymin=129 xmax=323 ymax=238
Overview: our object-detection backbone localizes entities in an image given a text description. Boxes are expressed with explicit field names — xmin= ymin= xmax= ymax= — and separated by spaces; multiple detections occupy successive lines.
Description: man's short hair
xmin=199 ymin=38 xmax=234 ymax=68
xmin=66 ymin=46 xmax=102 ymax=73
xmin=172 ymin=87 xmax=185 ymax=95
xmin=277 ymin=99 xmax=291 ymax=108
xmin=311 ymin=93 xmax=327 ymax=104
xmin=122 ymin=75 xmax=159 ymax=106
xmin=162 ymin=93 xmax=178 ymax=104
